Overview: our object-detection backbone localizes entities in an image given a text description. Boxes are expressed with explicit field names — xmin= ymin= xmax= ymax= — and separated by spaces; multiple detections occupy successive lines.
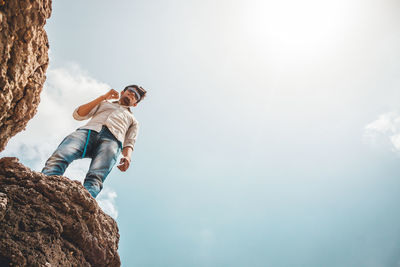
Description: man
xmin=41 ymin=85 xmax=146 ymax=198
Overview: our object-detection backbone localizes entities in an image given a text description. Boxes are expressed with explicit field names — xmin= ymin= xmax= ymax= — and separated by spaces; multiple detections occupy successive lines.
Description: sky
xmin=1 ymin=0 xmax=400 ymax=266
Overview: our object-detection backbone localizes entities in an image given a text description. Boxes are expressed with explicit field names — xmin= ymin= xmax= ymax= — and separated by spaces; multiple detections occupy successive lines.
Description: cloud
xmin=0 ymin=63 xmax=119 ymax=218
xmin=97 ymin=188 xmax=118 ymax=219
xmin=364 ymin=112 xmax=400 ymax=152
xmin=390 ymin=134 xmax=400 ymax=151
xmin=365 ymin=112 xmax=400 ymax=134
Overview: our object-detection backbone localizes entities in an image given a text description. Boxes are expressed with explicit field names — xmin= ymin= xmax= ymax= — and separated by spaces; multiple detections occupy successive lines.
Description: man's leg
xmin=83 ymin=128 xmax=121 ymax=198
xmin=41 ymin=129 xmax=91 ymax=176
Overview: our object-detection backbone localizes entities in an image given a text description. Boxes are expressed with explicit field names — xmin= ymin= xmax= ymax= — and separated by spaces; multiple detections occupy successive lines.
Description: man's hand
xmin=117 ymin=156 xmax=130 ymax=172
xmin=103 ymin=89 xmax=119 ymax=100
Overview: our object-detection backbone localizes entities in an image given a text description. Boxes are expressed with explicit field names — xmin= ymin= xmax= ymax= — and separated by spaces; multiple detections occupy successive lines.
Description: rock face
xmin=0 ymin=1 xmax=122 ymax=266
xmin=0 ymin=157 xmax=121 ymax=267
xmin=0 ymin=0 xmax=52 ymax=152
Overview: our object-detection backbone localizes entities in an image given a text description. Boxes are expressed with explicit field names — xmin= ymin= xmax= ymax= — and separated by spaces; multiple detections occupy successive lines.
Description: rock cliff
xmin=0 ymin=1 xmax=122 ymax=266
xmin=0 ymin=157 xmax=121 ymax=266
xmin=0 ymin=0 xmax=51 ymax=152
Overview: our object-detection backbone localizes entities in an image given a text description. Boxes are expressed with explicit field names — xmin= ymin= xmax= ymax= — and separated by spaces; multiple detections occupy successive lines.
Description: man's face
xmin=119 ymin=88 xmax=138 ymax=107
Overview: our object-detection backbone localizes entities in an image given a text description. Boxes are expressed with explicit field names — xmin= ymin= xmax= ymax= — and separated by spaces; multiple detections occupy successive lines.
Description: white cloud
xmin=390 ymin=134 xmax=400 ymax=151
xmin=364 ymin=112 xmax=400 ymax=152
xmin=0 ymin=63 xmax=119 ymax=218
xmin=97 ymin=188 xmax=118 ymax=219
xmin=365 ymin=112 xmax=399 ymax=134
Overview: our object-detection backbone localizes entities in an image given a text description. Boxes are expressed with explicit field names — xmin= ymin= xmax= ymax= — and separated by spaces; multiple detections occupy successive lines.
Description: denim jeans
xmin=41 ymin=126 xmax=122 ymax=198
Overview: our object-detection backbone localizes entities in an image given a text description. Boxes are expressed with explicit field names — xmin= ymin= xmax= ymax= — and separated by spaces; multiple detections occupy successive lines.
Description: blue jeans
xmin=41 ymin=126 xmax=122 ymax=198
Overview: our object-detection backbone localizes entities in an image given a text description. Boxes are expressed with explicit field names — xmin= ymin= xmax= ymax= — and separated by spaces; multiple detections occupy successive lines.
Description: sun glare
xmin=241 ymin=0 xmax=357 ymax=60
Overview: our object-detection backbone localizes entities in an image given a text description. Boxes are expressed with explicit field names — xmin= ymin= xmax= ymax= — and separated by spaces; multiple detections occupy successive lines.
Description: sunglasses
xmin=126 ymin=86 xmax=142 ymax=101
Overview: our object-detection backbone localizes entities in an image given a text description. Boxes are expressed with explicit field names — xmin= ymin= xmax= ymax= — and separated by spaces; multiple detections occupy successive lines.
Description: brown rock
xmin=0 ymin=157 xmax=121 ymax=267
xmin=0 ymin=0 xmax=52 ymax=152
xmin=0 ymin=2 xmax=123 ymax=266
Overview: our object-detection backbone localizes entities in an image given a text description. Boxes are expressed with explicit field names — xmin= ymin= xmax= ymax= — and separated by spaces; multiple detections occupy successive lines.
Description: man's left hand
xmin=117 ymin=156 xmax=130 ymax=172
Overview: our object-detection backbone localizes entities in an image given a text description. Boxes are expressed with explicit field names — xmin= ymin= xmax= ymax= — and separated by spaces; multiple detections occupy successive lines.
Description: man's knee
xmin=41 ymin=152 xmax=70 ymax=176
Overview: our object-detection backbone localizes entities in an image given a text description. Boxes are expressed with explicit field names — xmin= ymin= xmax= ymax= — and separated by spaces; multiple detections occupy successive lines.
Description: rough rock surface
xmin=0 ymin=157 xmax=121 ymax=267
xmin=0 ymin=0 xmax=52 ymax=152
xmin=0 ymin=1 xmax=122 ymax=266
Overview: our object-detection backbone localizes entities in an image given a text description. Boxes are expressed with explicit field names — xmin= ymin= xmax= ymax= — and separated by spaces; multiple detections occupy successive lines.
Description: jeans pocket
xmin=57 ymin=130 xmax=84 ymax=148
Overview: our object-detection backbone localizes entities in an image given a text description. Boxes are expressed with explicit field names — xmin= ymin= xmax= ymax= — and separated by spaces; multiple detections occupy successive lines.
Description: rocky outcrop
xmin=0 ymin=1 xmax=122 ymax=266
xmin=0 ymin=157 xmax=121 ymax=267
xmin=0 ymin=0 xmax=52 ymax=152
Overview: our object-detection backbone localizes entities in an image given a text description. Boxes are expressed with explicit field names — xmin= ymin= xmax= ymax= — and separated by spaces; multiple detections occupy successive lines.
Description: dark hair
xmin=123 ymin=85 xmax=147 ymax=104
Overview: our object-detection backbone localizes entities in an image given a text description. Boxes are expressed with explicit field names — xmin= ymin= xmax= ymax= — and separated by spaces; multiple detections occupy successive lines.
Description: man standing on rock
xmin=41 ymin=85 xmax=146 ymax=198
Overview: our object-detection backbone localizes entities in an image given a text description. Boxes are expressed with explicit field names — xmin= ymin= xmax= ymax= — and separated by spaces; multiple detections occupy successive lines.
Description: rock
xmin=0 ymin=157 xmax=121 ymax=267
xmin=0 ymin=0 xmax=52 ymax=152
xmin=0 ymin=192 xmax=7 ymax=220
xmin=0 ymin=1 xmax=123 ymax=266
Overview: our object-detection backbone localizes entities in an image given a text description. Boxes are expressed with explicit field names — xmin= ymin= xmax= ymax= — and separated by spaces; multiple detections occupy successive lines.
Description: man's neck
xmin=113 ymin=100 xmax=131 ymax=111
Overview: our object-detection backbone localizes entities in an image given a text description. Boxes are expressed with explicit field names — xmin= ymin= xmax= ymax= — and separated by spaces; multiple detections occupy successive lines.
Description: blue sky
xmin=2 ymin=0 xmax=400 ymax=266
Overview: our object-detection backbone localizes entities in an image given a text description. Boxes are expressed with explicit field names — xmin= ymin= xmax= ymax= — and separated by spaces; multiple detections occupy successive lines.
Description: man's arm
xmin=117 ymin=122 xmax=139 ymax=172
xmin=122 ymin=146 xmax=133 ymax=158
xmin=118 ymin=146 xmax=133 ymax=172
xmin=77 ymin=89 xmax=119 ymax=117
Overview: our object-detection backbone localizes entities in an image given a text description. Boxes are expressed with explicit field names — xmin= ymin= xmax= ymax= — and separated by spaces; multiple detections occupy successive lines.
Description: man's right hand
xmin=76 ymin=89 xmax=118 ymax=118
xmin=103 ymin=89 xmax=119 ymax=100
